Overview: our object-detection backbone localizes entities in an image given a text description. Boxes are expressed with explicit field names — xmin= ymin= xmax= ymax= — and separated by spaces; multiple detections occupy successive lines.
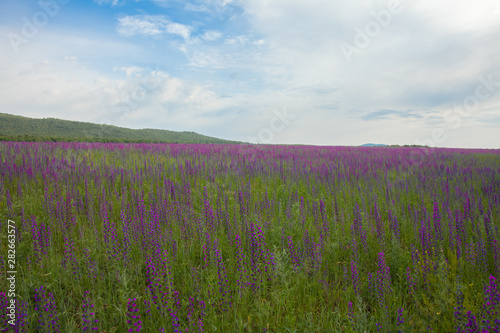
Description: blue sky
xmin=1 ymin=0 xmax=499 ymax=148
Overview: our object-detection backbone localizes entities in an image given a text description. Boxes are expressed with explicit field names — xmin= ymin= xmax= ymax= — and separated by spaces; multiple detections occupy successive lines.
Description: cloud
xmin=117 ymin=15 xmax=169 ymax=37
xmin=114 ymin=66 xmax=145 ymax=77
xmin=224 ymin=35 xmax=249 ymax=45
xmin=316 ymin=104 xmax=339 ymax=110
xmin=190 ymin=0 xmax=499 ymax=147
xmin=237 ymin=0 xmax=500 ymax=111
xmin=117 ymin=15 xmax=192 ymax=40
xmin=362 ymin=109 xmax=424 ymax=121
xmin=185 ymin=3 xmax=209 ymax=12
xmin=202 ymin=30 xmax=223 ymax=41
xmin=166 ymin=22 xmax=192 ymax=40
xmin=94 ymin=0 xmax=121 ymax=6
xmin=153 ymin=0 xmax=237 ymax=12
xmin=0 ymin=42 xmax=242 ymax=134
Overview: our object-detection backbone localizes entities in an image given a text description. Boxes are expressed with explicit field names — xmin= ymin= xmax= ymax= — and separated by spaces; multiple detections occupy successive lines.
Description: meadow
xmin=0 ymin=141 xmax=499 ymax=332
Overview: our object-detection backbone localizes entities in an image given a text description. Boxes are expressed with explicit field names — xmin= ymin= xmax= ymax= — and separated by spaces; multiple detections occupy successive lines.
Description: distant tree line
xmin=389 ymin=144 xmax=431 ymax=148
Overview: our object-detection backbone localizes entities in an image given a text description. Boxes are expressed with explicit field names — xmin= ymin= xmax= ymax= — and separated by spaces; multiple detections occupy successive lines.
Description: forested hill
xmin=0 ymin=113 xmax=241 ymax=144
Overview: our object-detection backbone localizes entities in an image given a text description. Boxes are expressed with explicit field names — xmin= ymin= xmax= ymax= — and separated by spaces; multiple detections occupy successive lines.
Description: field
xmin=1 ymin=142 xmax=499 ymax=332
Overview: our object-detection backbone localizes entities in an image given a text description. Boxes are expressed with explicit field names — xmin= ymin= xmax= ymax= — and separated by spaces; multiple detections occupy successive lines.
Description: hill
xmin=360 ymin=143 xmax=388 ymax=147
xmin=0 ymin=113 xmax=241 ymax=144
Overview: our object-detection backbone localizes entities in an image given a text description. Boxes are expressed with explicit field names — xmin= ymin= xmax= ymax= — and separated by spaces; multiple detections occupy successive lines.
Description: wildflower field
xmin=1 ymin=141 xmax=499 ymax=332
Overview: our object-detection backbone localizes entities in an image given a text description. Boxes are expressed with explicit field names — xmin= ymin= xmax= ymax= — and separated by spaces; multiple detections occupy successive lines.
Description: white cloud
xmin=232 ymin=1 xmax=500 ymax=133
xmin=411 ymin=0 xmax=500 ymax=32
xmin=202 ymin=30 xmax=223 ymax=41
xmin=224 ymin=35 xmax=249 ymax=45
xmin=160 ymin=0 xmax=500 ymax=146
xmin=94 ymin=0 xmax=120 ymax=6
xmin=117 ymin=15 xmax=169 ymax=37
xmin=0 ymin=42 xmax=239 ymax=133
xmin=166 ymin=22 xmax=192 ymax=40
xmin=114 ymin=66 xmax=145 ymax=78
xmin=153 ymin=0 xmax=236 ymax=12
xmin=185 ymin=3 xmax=209 ymax=12
xmin=117 ymin=15 xmax=192 ymax=40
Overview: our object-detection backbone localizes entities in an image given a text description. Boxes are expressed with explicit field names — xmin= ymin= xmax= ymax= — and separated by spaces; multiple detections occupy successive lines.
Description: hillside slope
xmin=0 ymin=113 xmax=241 ymax=144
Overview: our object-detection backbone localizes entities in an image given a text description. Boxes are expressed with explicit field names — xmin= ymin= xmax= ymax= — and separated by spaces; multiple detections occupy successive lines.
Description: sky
xmin=0 ymin=0 xmax=499 ymax=148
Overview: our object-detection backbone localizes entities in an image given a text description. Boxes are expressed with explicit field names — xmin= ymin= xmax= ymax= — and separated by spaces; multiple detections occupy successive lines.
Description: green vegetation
xmin=0 ymin=113 xmax=241 ymax=144
xmin=1 ymin=142 xmax=499 ymax=332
